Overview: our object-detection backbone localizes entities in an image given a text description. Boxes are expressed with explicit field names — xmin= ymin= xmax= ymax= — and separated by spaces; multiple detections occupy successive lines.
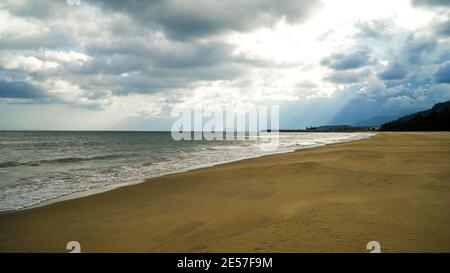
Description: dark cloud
xmin=76 ymin=54 xmax=149 ymax=75
xmin=66 ymin=40 xmax=249 ymax=96
xmin=0 ymin=28 xmax=74 ymax=50
xmin=434 ymin=62 xmax=450 ymax=83
xmin=325 ymin=69 xmax=372 ymax=83
xmin=71 ymin=61 xmax=248 ymax=96
xmin=1 ymin=0 xmax=449 ymax=127
xmin=325 ymin=12 xmax=450 ymax=122
xmin=0 ymin=80 xmax=46 ymax=99
xmin=378 ymin=63 xmax=408 ymax=80
xmin=85 ymin=41 xmax=234 ymax=70
xmin=438 ymin=50 xmax=450 ymax=63
xmin=411 ymin=0 xmax=450 ymax=7
xmin=321 ymin=49 xmax=373 ymax=70
xmin=405 ymin=35 xmax=437 ymax=64
xmin=435 ymin=19 xmax=450 ymax=36
xmin=90 ymin=0 xmax=321 ymax=40
xmin=0 ymin=0 xmax=321 ymax=104
xmin=6 ymin=0 xmax=67 ymax=19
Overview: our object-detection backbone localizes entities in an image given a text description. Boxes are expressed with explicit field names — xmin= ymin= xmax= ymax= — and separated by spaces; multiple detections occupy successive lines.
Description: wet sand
xmin=1 ymin=132 xmax=449 ymax=252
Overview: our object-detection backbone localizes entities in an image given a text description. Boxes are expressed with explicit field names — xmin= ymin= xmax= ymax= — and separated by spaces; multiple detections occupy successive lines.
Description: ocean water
xmin=0 ymin=131 xmax=375 ymax=211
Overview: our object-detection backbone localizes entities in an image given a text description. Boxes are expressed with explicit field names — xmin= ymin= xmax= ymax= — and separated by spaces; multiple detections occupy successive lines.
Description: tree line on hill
xmin=380 ymin=100 xmax=450 ymax=131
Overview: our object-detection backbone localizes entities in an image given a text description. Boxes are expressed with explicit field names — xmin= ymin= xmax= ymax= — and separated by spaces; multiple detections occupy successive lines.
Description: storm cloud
xmin=434 ymin=62 xmax=450 ymax=83
xmin=91 ymin=0 xmax=321 ymax=40
xmin=378 ymin=63 xmax=408 ymax=80
xmin=321 ymin=49 xmax=373 ymax=70
xmin=0 ymin=0 xmax=449 ymax=130
xmin=411 ymin=0 xmax=450 ymax=7
xmin=0 ymin=80 xmax=46 ymax=99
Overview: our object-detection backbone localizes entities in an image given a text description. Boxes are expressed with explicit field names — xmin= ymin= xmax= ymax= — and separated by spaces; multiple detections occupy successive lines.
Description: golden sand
xmin=1 ymin=132 xmax=449 ymax=252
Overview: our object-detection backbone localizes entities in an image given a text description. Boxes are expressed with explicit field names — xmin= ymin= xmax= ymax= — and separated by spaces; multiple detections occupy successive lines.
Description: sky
xmin=0 ymin=0 xmax=449 ymax=130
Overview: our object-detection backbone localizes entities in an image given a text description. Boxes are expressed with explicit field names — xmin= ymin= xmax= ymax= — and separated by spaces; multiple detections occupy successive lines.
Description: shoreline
xmin=1 ymin=132 xmax=376 ymax=214
xmin=1 ymin=132 xmax=449 ymax=252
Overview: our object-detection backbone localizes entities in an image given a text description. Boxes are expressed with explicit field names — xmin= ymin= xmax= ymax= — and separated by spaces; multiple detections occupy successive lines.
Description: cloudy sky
xmin=0 ymin=0 xmax=449 ymax=130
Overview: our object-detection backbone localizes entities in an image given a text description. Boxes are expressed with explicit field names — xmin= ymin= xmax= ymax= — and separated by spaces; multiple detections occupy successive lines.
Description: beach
xmin=0 ymin=132 xmax=449 ymax=252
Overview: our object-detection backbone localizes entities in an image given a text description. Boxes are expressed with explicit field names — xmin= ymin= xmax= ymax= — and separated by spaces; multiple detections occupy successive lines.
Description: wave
xmin=0 ymin=132 xmax=377 ymax=211
xmin=0 ymin=154 xmax=135 ymax=168
xmin=0 ymin=161 xmax=37 ymax=168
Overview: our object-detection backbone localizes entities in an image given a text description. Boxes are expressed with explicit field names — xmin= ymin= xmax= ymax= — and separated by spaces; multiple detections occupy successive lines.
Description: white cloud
xmin=43 ymin=50 xmax=91 ymax=65
xmin=0 ymin=53 xmax=59 ymax=72
xmin=130 ymin=102 xmax=165 ymax=117
xmin=1 ymin=0 xmax=449 ymax=129
xmin=0 ymin=9 xmax=41 ymax=38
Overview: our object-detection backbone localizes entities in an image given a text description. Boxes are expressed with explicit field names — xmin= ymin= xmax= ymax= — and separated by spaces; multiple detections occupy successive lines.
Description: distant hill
xmin=316 ymin=125 xmax=354 ymax=131
xmin=354 ymin=115 xmax=400 ymax=126
xmin=300 ymin=125 xmax=378 ymax=132
xmin=380 ymin=100 xmax=450 ymax=131
xmin=275 ymin=124 xmax=378 ymax=132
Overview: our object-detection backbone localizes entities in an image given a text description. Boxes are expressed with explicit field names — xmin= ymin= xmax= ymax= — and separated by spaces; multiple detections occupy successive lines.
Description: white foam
xmin=0 ymin=132 xmax=376 ymax=212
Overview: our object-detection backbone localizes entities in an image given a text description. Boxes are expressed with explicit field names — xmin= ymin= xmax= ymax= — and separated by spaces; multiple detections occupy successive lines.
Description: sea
xmin=0 ymin=131 xmax=375 ymax=212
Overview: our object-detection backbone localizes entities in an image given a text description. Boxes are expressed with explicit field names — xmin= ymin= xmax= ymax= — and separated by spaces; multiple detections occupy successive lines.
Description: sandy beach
xmin=0 ymin=132 xmax=449 ymax=252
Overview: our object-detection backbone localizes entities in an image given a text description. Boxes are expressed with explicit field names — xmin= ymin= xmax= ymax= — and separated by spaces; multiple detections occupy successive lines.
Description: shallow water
xmin=0 ymin=131 xmax=375 ymax=211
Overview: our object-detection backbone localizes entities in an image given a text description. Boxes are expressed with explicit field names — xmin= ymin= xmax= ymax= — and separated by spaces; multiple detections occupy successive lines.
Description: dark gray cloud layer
xmin=0 ymin=29 xmax=74 ymax=50
xmin=411 ymin=0 xmax=450 ymax=7
xmin=6 ymin=0 xmax=67 ymax=19
xmin=435 ymin=62 xmax=450 ymax=83
xmin=378 ymin=63 xmax=408 ymax=80
xmin=435 ymin=20 xmax=450 ymax=36
xmin=325 ymin=69 xmax=372 ymax=84
xmin=91 ymin=0 xmax=320 ymax=40
xmin=0 ymin=80 xmax=45 ymax=99
xmin=321 ymin=49 xmax=373 ymax=70
xmin=1 ymin=0 xmax=282 ymax=104
xmin=0 ymin=0 xmax=449 ymax=127
xmin=319 ymin=6 xmax=450 ymax=121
